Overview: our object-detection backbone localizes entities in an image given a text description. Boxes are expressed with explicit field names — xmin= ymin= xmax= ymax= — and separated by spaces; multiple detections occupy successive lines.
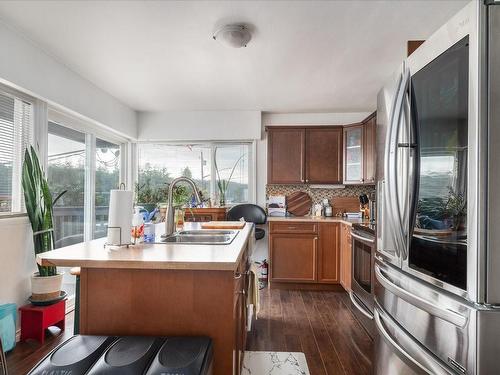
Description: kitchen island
xmin=38 ymin=222 xmax=255 ymax=375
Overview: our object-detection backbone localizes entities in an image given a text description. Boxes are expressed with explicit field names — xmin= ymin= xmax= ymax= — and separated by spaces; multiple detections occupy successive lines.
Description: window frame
xmin=136 ymin=140 xmax=257 ymax=205
xmin=47 ymin=108 xmax=129 ymax=242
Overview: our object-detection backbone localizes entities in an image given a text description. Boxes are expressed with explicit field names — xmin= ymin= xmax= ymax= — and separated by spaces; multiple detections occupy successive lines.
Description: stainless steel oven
xmin=350 ymin=224 xmax=375 ymax=320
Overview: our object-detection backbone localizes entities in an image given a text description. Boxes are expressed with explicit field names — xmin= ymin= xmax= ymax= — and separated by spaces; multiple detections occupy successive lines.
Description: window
xmin=0 ymin=88 xmax=33 ymax=214
xmin=137 ymin=142 xmax=253 ymax=206
xmin=47 ymin=112 xmax=125 ymax=248
xmin=95 ymin=138 xmax=120 ymax=239
xmin=47 ymin=122 xmax=86 ymax=247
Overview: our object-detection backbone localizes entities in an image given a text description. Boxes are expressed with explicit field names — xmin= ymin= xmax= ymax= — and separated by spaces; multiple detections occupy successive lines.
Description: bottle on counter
xmin=143 ymin=221 xmax=155 ymax=243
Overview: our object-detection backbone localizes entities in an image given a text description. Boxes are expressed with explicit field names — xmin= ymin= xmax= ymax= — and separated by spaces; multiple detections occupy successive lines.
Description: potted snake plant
xmin=22 ymin=146 xmax=66 ymax=302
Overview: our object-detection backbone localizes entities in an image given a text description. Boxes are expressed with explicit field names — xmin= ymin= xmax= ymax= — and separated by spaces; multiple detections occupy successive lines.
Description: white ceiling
xmin=0 ymin=0 xmax=468 ymax=113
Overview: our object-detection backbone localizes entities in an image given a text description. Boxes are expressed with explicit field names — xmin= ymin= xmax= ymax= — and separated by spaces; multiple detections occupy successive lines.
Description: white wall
xmin=256 ymin=112 xmax=372 ymax=206
xmin=137 ymin=111 xmax=261 ymax=141
xmin=0 ymin=217 xmax=36 ymax=308
xmin=0 ymin=20 xmax=137 ymax=317
xmin=0 ymin=20 xmax=137 ymax=139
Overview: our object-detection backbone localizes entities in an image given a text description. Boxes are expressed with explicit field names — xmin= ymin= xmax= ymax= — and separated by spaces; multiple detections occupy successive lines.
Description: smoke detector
xmin=213 ymin=24 xmax=252 ymax=48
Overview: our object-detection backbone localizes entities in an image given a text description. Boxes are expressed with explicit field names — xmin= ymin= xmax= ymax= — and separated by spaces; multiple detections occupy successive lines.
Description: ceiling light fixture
xmin=213 ymin=24 xmax=252 ymax=48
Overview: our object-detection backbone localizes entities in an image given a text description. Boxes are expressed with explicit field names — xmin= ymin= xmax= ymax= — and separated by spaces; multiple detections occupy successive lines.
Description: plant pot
xmin=30 ymin=272 xmax=64 ymax=302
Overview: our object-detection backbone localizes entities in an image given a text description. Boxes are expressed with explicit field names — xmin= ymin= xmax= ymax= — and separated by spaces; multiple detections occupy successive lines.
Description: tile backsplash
xmin=266 ymin=184 xmax=375 ymax=205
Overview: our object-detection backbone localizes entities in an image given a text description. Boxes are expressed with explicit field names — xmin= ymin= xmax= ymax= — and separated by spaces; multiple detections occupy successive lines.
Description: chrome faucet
xmin=165 ymin=176 xmax=202 ymax=236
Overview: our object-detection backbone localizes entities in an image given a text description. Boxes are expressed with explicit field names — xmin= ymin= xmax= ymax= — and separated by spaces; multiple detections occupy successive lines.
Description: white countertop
xmin=37 ymin=222 xmax=253 ymax=271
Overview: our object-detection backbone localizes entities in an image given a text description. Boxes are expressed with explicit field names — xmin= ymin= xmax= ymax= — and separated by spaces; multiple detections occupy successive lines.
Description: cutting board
xmin=286 ymin=191 xmax=312 ymax=216
xmin=332 ymin=196 xmax=360 ymax=214
xmin=201 ymin=221 xmax=246 ymax=229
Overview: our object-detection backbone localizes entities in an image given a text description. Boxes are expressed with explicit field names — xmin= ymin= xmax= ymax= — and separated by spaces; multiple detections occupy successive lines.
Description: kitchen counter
xmin=37 ymin=222 xmax=255 ymax=374
xmin=267 ymin=215 xmax=370 ymax=226
xmin=37 ymin=222 xmax=253 ymax=271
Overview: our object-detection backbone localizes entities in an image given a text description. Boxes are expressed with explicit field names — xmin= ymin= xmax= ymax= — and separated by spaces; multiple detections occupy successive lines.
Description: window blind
xmin=0 ymin=89 xmax=33 ymax=213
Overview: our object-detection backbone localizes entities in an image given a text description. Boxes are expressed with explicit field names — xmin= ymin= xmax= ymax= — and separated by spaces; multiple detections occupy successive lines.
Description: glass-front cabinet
xmin=343 ymin=124 xmax=364 ymax=183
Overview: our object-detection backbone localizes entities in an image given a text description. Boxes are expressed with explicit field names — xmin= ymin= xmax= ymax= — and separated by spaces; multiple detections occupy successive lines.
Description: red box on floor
xmin=19 ymin=299 xmax=66 ymax=344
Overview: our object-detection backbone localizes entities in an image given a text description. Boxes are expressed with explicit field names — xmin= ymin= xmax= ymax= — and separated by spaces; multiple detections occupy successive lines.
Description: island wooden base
xmin=79 ymin=267 xmax=240 ymax=375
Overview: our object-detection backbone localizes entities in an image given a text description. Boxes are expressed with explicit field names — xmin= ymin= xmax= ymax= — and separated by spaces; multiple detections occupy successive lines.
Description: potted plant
xmin=214 ymin=147 xmax=246 ymax=206
xmin=22 ymin=146 xmax=66 ymax=302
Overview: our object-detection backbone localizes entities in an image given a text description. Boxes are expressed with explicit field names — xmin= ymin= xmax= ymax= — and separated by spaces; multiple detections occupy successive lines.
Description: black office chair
xmin=226 ymin=204 xmax=267 ymax=240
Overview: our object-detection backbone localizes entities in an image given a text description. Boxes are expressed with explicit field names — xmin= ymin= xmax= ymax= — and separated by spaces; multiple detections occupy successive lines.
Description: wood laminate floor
xmin=246 ymin=289 xmax=373 ymax=375
xmin=6 ymin=289 xmax=373 ymax=375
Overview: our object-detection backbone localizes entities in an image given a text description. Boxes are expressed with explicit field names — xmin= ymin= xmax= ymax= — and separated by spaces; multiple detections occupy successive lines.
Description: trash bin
xmin=28 ymin=335 xmax=214 ymax=375
xmin=145 ymin=336 xmax=213 ymax=375
xmin=28 ymin=335 xmax=115 ymax=375
xmin=87 ymin=336 xmax=164 ymax=374
xmin=0 ymin=303 xmax=16 ymax=353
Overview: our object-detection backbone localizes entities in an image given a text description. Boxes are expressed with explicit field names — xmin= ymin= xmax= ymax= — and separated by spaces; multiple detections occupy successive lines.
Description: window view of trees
xmin=47 ymin=122 xmax=121 ymax=246
xmin=137 ymin=143 xmax=251 ymax=207
xmin=137 ymin=145 xmax=211 ymax=207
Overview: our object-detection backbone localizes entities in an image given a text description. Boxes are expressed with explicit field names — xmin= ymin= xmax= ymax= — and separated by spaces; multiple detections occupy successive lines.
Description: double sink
xmin=159 ymin=229 xmax=239 ymax=245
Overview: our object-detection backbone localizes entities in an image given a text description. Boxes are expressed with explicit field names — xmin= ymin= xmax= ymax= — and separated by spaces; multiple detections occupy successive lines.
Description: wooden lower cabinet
xmin=317 ymin=223 xmax=341 ymax=283
xmin=79 ymin=246 xmax=251 ymax=375
xmin=340 ymin=223 xmax=352 ymax=291
xmin=184 ymin=207 xmax=227 ymax=222
xmin=269 ymin=221 xmax=340 ymax=285
xmin=233 ymin=251 xmax=249 ymax=375
xmin=269 ymin=234 xmax=317 ymax=282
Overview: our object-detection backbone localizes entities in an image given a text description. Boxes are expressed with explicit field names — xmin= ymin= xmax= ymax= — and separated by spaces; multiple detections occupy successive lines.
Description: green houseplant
xmin=22 ymin=146 xmax=66 ymax=301
xmin=214 ymin=147 xmax=246 ymax=206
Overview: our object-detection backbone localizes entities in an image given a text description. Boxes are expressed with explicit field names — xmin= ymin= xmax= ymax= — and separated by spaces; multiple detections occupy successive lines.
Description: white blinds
xmin=0 ymin=89 xmax=33 ymax=213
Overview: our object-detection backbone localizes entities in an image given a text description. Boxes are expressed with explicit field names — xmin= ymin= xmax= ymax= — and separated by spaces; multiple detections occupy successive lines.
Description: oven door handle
xmin=349 ymin=291 xmax=374 ymax=320
xmin=351 ymin=232 xmax=375 ymax=244
xmin=375 ymin=264 xmax=467 ymax=328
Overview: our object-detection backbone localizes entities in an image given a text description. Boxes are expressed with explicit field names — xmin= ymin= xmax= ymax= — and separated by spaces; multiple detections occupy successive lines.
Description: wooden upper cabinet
xmin=267 ymin=128 xmax=305 ymax=184
xmin=305 ymin=128 xmax=343 ymax=184
xmin=363 ymin=113 xmax=376 ymax=184
xmin=342 ymin=112 xmax=376 ymax=185
xmin=343 ymin=124 xmax=364 ymax=184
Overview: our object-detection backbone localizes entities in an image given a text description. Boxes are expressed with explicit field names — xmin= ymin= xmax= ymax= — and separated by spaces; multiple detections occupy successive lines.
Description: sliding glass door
xmin=48 ymin=122 xmax=86 ymax=248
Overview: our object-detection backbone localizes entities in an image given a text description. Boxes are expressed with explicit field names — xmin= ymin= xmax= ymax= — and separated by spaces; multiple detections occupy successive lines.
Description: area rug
xmin=242 ymin=351 xmax=310 ymax=375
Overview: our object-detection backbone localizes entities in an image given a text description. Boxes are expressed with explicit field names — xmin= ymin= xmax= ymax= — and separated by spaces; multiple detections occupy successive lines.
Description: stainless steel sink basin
xmin=159 ymin=229 xmax=239 ymax=245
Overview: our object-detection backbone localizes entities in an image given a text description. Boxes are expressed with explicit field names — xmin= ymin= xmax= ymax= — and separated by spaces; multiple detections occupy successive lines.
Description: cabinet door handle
xmin=236 ymin=290 xmax=246 ymax=295
xmin=235 ymin=272 xmax=242 ymax=279
xmin=306 ymin=179 xmax=309 ymax=183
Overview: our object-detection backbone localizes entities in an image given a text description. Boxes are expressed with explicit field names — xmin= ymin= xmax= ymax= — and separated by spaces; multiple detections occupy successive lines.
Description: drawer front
xmin=270 ymin=222 xmax=317 ymax=234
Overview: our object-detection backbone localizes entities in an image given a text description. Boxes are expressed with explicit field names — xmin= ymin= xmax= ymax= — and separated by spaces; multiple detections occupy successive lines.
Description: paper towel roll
xmin=107 ymin=189 xmax=133 ymax=245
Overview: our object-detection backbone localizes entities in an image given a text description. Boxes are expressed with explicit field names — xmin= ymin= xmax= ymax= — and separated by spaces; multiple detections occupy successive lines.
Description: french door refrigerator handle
xmin=349 ymin=291 xmax=374 ymax=320
xmin=374 ymin=264 xmax=467 ymax=328
xmin=388 ymin=66 xmax=410 ymax=253
xmin=374 ymin=307 xmax=453 ymax=375
xmin=384 ymin=69 xmax=404 ymax=257
xmin=399 ymin=89 xmax=412 ymax=260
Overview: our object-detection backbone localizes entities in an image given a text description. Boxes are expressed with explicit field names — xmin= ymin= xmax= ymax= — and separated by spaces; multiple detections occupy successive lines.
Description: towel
xmin=247 ymin=263 xmax=260 ymax=318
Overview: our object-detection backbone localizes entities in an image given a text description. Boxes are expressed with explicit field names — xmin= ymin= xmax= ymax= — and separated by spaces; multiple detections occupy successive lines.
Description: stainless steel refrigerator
xmin=375 ymin=1 xmax=500 ymax=374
